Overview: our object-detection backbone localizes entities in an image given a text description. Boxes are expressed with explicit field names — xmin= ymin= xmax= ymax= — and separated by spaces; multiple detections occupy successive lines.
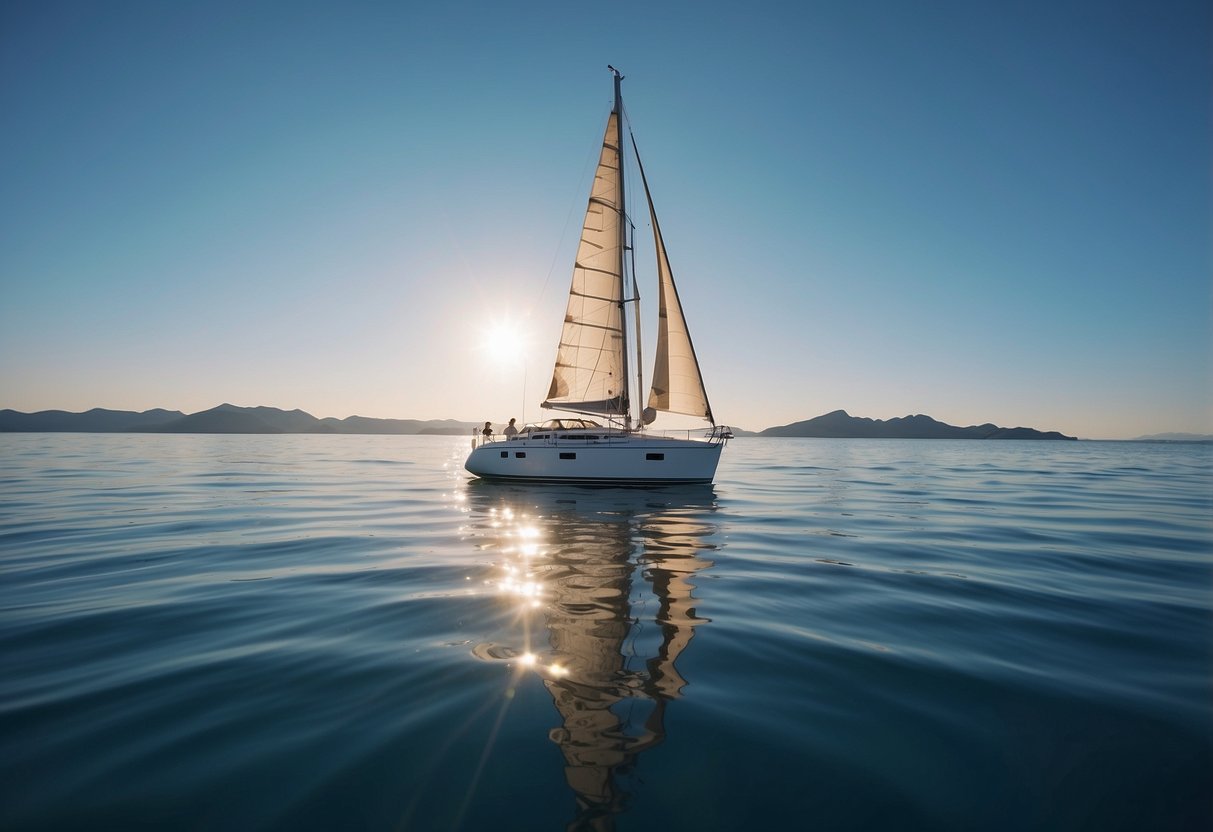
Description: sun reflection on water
xmin=461 ymin=480 xmax=720 ymax=828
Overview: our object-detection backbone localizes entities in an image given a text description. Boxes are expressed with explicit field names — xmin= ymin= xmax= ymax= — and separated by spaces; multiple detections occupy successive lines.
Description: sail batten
xmin=568 ymin=289 xmax=617 ymax=301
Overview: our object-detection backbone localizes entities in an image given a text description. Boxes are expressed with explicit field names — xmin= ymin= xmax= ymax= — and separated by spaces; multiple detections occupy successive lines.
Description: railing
xmin=470 ymin=432 xmax=510 ymax=450
xmin=471 ymin=424 xmax=733 ymax=449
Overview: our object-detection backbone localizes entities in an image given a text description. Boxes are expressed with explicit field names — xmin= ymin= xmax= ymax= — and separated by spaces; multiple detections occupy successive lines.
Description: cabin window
xmin=500 ymin=451 xmax=508 ymax=458
xmin=560 ymin=452 xmax=576 ymax=460
xmin=515 ymin=452 xmax=526 ymax=458
xmin=646 ymin=453 xmax=665 ymax=461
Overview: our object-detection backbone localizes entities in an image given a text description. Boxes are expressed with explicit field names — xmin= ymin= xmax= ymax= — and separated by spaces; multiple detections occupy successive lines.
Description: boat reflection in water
xmin=462 ymin=480 xmax=719 ymax=830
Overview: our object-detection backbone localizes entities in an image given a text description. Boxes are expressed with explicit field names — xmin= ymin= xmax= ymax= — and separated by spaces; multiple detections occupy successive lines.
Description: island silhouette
xmin=760 ymin=409 xmax=1076 ymax=440
xmin=1 ymin=404 xmax=1078 ymax=439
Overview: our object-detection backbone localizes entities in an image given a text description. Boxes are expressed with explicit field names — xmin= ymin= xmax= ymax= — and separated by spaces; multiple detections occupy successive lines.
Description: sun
xmin=482 ymin=318 xmax=531 ymax=367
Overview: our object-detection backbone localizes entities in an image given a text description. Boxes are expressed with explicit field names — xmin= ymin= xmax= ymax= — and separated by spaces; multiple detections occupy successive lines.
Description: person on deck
xmin=481 ymin=422 xmax=493 ymax=440
xmin=504 ymin=418 xmax=518 ymax=440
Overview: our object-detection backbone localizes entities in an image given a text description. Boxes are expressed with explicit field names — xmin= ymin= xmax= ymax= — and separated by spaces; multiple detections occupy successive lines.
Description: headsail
xmin=542 ymin=108 xmax=629 ymax=418
xmin=635 ymin=141 xmax=715 ymax=425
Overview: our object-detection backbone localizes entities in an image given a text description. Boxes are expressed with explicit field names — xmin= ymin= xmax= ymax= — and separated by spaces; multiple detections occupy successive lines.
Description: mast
xmin=609 ymin=65 xmax=632 ymax=431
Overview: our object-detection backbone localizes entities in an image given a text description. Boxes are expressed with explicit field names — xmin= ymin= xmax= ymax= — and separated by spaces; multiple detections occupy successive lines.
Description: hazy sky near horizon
xmin=1 ymin=0 xmax=1209 ymax=439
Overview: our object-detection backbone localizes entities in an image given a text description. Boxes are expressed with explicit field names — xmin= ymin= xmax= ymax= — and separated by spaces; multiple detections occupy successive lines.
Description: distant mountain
xmin=0 ymin=407 xmax=185 ymax=432
xmin=760 ymin=410 xmax=1076 ymax=440
xmin=140 ymin=404 xmax=292 ymax=434
xmin=0 ymin=405 xmax=1079 ymax=439
xmin=0 ymin=405 xmax=478 ymax=436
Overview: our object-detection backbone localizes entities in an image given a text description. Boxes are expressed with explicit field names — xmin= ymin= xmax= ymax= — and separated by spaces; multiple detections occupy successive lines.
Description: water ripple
xmin=1 ymin=435 xmax=1209 ymax=831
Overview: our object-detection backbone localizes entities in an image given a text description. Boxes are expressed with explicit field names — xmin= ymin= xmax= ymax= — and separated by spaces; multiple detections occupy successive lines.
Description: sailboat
xmin=465 ymin=66 xmax=730 ymax=484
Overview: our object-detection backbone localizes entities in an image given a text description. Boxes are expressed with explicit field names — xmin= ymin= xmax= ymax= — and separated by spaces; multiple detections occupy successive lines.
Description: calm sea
xmin=1 ymin=434 xmax=1209 ymax=831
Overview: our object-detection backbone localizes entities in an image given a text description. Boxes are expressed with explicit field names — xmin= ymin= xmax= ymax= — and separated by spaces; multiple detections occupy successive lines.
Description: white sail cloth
xmin=543 ymin=111 xmax=628 ymax=417
xmin=636 ymin=144 xmax=713 ymax=424
xmin=544 ymin=103 xmax=715 ymax=427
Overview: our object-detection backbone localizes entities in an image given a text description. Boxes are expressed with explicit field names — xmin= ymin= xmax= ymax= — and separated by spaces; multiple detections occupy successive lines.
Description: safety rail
xmin=471 ymin=424 xmax=732 ymax=449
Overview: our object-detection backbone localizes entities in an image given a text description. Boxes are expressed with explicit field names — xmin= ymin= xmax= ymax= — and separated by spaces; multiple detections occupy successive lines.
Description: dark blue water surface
xmin=2 ymin=434 xmax=1210 ymax=831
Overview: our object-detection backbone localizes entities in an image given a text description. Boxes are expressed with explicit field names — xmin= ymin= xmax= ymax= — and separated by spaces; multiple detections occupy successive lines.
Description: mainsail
xmin=635 ymin=142 xmax=715 ymax=425
xmin=542 ymin=109 xmax=629 ymax=418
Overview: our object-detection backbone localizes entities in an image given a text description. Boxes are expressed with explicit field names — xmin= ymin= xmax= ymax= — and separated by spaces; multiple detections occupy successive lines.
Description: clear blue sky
xmin=1 ymin=0 xmax=1209 ymax=439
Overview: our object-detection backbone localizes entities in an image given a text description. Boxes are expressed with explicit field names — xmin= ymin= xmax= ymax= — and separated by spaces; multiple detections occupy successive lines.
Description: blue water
xmin=1 ymin=434 xmax=1209 ymax=831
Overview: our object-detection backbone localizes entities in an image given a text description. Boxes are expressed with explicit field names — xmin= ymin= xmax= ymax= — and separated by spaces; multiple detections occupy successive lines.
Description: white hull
xmin=465 ymin=432 xmax=723 ymax=484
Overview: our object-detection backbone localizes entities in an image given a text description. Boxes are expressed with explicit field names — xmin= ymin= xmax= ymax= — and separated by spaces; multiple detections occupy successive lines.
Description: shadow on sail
xmin=462 ymin=480 xmax=719 ymax=830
